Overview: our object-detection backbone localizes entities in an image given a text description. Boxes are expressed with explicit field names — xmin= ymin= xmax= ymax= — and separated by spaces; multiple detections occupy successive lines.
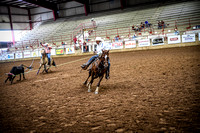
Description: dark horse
xmin=83 ymin=50 xmax=109 ymax=94
xmin=37 ymin=49 xmax=56 ymax=75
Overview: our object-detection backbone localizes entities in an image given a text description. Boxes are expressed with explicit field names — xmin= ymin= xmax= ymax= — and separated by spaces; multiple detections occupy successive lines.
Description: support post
xmin=7 ymin=6 xmax=15 ymax=46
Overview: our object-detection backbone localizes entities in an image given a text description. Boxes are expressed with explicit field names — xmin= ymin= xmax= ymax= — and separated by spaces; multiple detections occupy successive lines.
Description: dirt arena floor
xmin=0 ymin=45 xmax=200 ymax=132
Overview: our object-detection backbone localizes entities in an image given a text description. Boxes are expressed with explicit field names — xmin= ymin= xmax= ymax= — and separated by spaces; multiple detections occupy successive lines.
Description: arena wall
xmin=0 ymin=33 xmax=199 ymax=61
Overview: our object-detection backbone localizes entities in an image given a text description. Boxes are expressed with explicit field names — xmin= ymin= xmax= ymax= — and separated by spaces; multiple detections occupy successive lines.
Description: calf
xmin=5 ymin=64 xmax=26 ymax=84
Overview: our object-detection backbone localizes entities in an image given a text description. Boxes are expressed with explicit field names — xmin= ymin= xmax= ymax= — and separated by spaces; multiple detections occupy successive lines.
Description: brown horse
xmin=37 ymin=49 xmax=56 ymax=75
xmin=83 ymin=50 xmax=110 ymax=94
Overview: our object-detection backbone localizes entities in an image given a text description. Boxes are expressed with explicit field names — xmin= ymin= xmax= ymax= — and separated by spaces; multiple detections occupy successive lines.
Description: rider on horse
xmin=81 ymin=37 xmax=110 ymax=79
xmin=41 ymin=42 xmax=52 ymax=65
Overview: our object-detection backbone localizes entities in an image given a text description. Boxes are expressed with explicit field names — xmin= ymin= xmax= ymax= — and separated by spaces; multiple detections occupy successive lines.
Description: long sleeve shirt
xmin=41 ymin=44 xmax=52 ymax=54
xmin=96 ymin=41 xmax=111 ymax=55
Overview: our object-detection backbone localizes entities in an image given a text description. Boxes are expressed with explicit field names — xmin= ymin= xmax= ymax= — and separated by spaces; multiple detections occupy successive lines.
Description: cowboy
xmin=41 ymin=43 xmax=52 ymax=65
xmin=81 ymin=37 xmax=110 ymax=79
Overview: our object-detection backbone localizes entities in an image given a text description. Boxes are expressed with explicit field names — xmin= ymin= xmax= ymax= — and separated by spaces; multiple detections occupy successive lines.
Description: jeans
xmin=46 ymin=53 xmax=51 ymax=63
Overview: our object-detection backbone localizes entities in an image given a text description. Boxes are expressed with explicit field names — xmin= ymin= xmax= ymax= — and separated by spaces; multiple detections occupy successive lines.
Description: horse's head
xmin=99 ymin=50 xmax=109 ymax=68
xmin=41 ymin=49 xmax=46 ymax=57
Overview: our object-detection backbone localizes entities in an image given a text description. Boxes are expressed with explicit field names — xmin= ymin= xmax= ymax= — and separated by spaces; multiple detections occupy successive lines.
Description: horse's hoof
xmin=95 ymin=91 xmax=98 ymax=94
xmin=88 ymin=89 xmax=91 ymax=92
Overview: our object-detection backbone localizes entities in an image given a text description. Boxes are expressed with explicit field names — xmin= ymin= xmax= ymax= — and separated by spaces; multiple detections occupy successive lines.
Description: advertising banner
xmin=51 ymin=48 xmax=56 ymax=55
xmin=112 ymin=42 xmax=123 ymax=49
xmin=56 ymin=48 xmax=64 ymax=55
xmin=152 ymin=37 xmax=164 ymax=46
xmin=182 ymin=34 xmax=195 ymax=43
xmin=15 ymin=52 xmax=23 ymax=59
xmin=0 ymin=53 xmax=7 ymax=60
xmin=24 ymin=51 xmax=31 ymax=58
xmin=138 ymin=39 xmax=150 ymax=47
xmin=125 ymin=41 xmax=136 ymax=48
xmin=7 ymin=54 xmax=15 ymax=59
xmin=199 ymin=33 xmax=200 ymax=41
xmin=168 ymin=35 xmax=181 ymax=44
xmin=31 ymin=50 xmax=38 ymax=57
xmin=66 ymin=47 xmax=75 ymax=54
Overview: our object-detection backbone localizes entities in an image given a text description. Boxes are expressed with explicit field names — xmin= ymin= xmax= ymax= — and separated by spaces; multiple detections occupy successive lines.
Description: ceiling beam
xmin=22 ymin=0 xmax=59 ymax=20
xmin=22 ymin=0 xmax=58 ymax=10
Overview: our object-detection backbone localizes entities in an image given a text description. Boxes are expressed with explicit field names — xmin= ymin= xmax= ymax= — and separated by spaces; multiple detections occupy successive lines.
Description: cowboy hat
xmin=95 ymin=37 xmax=103 ymax=41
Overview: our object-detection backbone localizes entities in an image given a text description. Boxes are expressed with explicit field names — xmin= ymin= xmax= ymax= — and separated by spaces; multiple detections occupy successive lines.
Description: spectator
xmin=73 ymin=36 xmax=77 ymax=44
xmin=161 ymin=20 xmax=166 ymax=28
xmin=132 ymin=25 xmax=136 ymax=31
xmin=174 ymin=28 xmax=179 ymax=35
xmin=114 ymin=36 xmax=119 ymax=42
xmin=61 ymin=42 xmax=65 ymax=45
xmin=145 ymin=20 xmax=149 ymax=28
xmin=135 ymin=25 xmax=139 ymax=31
xmin=145 ymin=20 xmax=151 ymax=28
xmin=132 ymin=34 xmax=137 ymax=40
xmin=140 ymin=22 xmax=145 ymax=29
xmin=158 ymin=20 xmax=162 ymax=29
xmin=91 ymin=18 xmax=96 ymax=27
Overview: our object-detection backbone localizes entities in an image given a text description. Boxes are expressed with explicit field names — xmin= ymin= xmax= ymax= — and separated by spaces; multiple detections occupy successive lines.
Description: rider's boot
xmin=81 ymin=59 xmax=94 ymax=70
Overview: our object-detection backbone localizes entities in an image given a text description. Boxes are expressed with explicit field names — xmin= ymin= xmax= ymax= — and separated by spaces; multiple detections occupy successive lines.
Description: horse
xmin=37 ymin=49 xmax=56 ymax=75
xmin=83 ymin=50 xmax=110 ymax=94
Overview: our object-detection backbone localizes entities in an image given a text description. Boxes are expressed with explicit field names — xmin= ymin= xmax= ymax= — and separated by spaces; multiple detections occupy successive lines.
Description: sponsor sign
xmin=15 ymin=52 xmax=23 ymax=59
xmin=112 ymin=42 xmax=123 ymax=49
xmin=66 ymin=47 xmax=75 ymax=54
xmin=56 ymin=48 xmax=64 ymax=55
xmin=182 ymin=34 xmax=195 ymax=43
xmin=7 ymin=54 xmax=15 ymax=59
xmin=152 ymin=37 xmax=164 ymax=46
xmin=0 ymin=53 xmax=7 ymax=60
xmin=31 ymin=51 xmax=38 ymax=57
xmin=125 ymin=41 xmax=136 ymax=48
xmin=199 ymin=33 xmax=200 ymax=41
xmin=24 ymin=51 xmax=31 ymax=58
xmin=168 ymin=35 xmax=181 ymax=44
xmin=138 ymin=39 xmax=150 ymax=47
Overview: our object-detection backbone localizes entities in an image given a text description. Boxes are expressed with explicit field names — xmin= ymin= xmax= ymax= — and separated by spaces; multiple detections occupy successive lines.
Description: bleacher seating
xmin=18 ymin=0 xmax=200 ymax=49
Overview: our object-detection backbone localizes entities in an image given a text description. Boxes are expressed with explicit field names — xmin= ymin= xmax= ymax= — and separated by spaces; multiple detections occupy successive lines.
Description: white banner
xmin=15 ymin=52 xmax=23 ymax=59
xmin=51 ymin=48 xmax=56 ymax=55
xmin=199 ymin=33 xmax=200 ymax=41
xmin=24 ymin=51 xmax=31 ymax=58
xmin=152 ymin=37 xmax=164 ymax=46
xmin=182 ymin=34 xmax=195 ymax=43
xmin=125 ymin=41 xmax=136 ymax=48
xmin=66 ymin=47 xmax=75 ymax=54
xmin=138 ymin=39 xmax=150 ymax=47
xmin=112 ymin=42 xmax=123 ymax=49
xmin=7 ymin=54 xmax=15 ymax=60
xmin=0 ymin=53 xmax=7 ymax=60
xmin=168 ymin=35 xmax=181 ymax=44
